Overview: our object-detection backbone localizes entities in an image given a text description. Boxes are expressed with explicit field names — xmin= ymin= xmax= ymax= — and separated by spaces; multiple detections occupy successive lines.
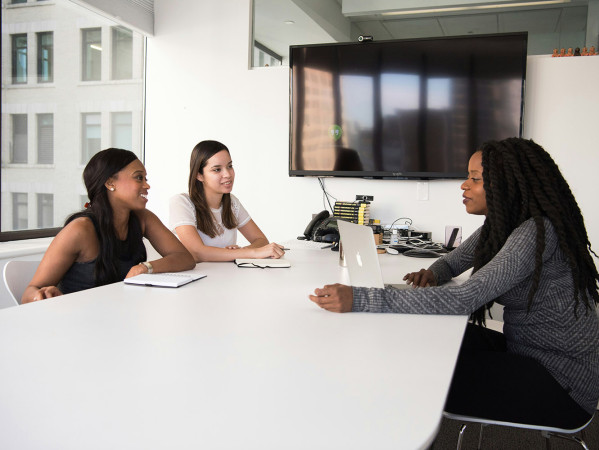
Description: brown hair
xmin=188 ymin=140 xmax=237 ymax=238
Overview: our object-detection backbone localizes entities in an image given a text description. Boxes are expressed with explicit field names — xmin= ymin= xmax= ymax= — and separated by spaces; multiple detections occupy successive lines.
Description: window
xmin=253 ymin=41 xmax=282 ymax=68
xmin=37 ymin=194 xmax=54 ymax=228
xmin=12 ymin=193 xmax=28 ymax=230
xmin=82 ymin=28 xmax=101 ymax=81
xmin=37 ymin=32 xmax=53 ymax=83
xmin=111 ymin=112 xmax=132 ymax=150
xmin=12 ymin=34 xmax=28 ymax=84
xmin=112 ymin=27 xmax=132 ymax=80
xmin=2 ymin=2 xmax=145 ymax=240
xmin=12 ymin=0 xmax=27 ymax=4
xmin=82 ymin=113 xmax=101 ymax=163
xmin=37 ymin=114 xmax=54 ymax=164
xmin=11 ymin=115 xmax=28 ymax=164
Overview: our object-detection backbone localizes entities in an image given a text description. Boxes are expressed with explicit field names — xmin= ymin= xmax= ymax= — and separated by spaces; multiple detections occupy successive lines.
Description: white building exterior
xmin=1 ymin=0 xmax=145 ymax=233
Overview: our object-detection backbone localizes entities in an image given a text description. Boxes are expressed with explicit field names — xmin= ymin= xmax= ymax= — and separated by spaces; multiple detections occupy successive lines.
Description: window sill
xmin=0 ymin=237 xmax=52 ymax=259
xmin=2 ymin=163 xmax=56 ymax=168
xmin=78 ymin=79 xmax=142 ymax=87
xmin=4 ymin=83 xmax=56 ymax=89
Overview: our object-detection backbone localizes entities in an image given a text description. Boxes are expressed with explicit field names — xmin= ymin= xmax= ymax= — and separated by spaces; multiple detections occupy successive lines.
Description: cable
xmin=386 ymin=217 xmax=413 ymax=232
xmin=317 ymin=177 xmax=336 ymax=213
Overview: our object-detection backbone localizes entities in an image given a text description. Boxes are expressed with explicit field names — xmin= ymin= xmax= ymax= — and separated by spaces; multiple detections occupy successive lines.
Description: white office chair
xmin=443 ymin=411 xmax=594 ymax=450
xmin=3 ymin=260 xmax=40 ymax=305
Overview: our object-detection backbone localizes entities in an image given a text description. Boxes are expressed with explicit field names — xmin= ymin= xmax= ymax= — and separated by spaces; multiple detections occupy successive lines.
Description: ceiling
xmin=253 ymin=0 xmax=593 ymax=63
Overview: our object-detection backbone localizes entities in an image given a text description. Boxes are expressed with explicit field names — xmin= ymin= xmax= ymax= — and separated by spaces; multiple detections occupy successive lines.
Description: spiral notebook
xmin=125 ymin=272 xmax=207 ymax=288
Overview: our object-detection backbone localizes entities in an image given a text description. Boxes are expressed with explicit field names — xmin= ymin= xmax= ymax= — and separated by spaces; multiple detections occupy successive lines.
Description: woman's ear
xmin=105 ymin=177 xmax=115 ymax=192
xmin=196 ymin=172 xmax=204 ymax=183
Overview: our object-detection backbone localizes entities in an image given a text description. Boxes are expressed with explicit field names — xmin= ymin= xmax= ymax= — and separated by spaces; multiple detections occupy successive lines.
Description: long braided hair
xmin=471 ymin=137 xmax=599 ymax=325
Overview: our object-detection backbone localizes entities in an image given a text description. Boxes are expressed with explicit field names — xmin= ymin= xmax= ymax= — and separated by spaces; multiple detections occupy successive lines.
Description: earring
xmin=109 ymin=187 xmax=115 ymax=191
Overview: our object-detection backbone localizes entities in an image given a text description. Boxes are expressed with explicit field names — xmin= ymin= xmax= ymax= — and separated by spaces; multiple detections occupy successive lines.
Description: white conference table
xmin=0 ymin=246 xmax=468 ymax=450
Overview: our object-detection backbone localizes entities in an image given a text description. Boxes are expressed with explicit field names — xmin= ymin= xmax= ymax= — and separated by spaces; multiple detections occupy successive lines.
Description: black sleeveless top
xmin=58 ymin=215 xmax=147 ymax=295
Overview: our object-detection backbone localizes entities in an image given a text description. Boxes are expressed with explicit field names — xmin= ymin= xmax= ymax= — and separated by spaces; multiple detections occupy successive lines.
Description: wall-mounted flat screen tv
xmin=289 ymin=32 xmax=527 ymax=179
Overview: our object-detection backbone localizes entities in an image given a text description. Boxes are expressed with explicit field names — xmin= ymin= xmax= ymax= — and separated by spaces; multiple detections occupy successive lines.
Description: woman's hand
xmin=309 ymin=283 xmax=353 ymax=313
xmin=29 ymin=286 xmax=63 ymax=302
xmin=403 ymin=269 xmax=437 ymax=288
xmin=125 ymin=263 xmax=149 ymax=279
xmin=252 ymin=243 xmax=285 ymax=259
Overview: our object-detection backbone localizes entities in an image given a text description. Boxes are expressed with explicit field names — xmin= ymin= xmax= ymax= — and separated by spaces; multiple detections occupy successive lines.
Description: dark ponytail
xmin=65 ymin=148 xmax=142 ymax=286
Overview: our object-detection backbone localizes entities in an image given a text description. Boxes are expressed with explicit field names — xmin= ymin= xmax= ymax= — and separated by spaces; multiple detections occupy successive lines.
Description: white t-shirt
xmin=169 ymin=193 xmax=251 ymax=248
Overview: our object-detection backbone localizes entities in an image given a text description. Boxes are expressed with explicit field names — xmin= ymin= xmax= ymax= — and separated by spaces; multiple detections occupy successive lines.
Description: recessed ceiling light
xmin=284 ymin=20 xmax=295 ymax=25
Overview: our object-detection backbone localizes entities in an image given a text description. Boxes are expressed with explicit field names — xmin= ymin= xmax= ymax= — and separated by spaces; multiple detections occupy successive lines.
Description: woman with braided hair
xmin=310 ymin=137 xmax=599 ymax=428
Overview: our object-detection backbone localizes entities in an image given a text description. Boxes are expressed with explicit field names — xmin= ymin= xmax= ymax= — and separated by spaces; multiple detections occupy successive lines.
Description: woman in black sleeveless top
xmin=22 ymin=149 xmax=195 ymax=303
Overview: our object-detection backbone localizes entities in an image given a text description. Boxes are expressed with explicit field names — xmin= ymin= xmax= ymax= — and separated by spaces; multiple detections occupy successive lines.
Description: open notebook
xmin=125 ymin=272 xmax=207 ymax=288
xmin=234 ymin=258 xmax=291 ymax=268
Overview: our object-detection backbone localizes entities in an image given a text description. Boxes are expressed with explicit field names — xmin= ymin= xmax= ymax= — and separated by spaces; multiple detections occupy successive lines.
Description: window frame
xmin=11 ymin=114 xmax=28 ymax=164
xmin=1 ymin=5 xmax=147 ymax=242
xmin=37 ymin=113 xmax=54 ymax=164
xmin=36 ymin=193 xmax=54 ymax=228
xmin=11 ymin=193 xmax=29 ymax=231
xmin=37 ymin=31 xmax=54 ymax=83
xmin=111 ymin=26 xmax=133 ymax=80
xmin=12 ymin=33 xmax=28 ymax=84
xmin=81 ymin=112 xmax=102 ymax=163
xmin=81 ymin=27 xmax=102 ymax=82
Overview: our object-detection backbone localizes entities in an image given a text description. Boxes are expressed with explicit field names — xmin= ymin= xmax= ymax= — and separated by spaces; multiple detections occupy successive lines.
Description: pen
xmin=282 ymin=248 xmax=290 ymax=251
xmin=321 ymin=244 xmax=334 ymax=249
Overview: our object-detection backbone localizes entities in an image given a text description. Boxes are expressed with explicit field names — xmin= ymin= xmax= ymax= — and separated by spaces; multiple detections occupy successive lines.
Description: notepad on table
xmin=234 ymin=258 xmax=291 ymax=268
xmin=124 ymin=272 xmax=207 ymax=288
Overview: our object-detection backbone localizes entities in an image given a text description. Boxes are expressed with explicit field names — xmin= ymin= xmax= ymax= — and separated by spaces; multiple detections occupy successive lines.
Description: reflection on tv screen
xmin=290 ymin=33 xmax=527 ymax=179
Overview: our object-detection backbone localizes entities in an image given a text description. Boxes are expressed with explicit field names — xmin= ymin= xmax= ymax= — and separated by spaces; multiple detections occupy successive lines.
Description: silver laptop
xmin=337 ymin=220 xmax=410 ymax=289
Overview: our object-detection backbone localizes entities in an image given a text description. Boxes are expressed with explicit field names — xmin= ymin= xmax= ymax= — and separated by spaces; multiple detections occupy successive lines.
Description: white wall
xmin=145 ymin=0 xmax=599 ymax=253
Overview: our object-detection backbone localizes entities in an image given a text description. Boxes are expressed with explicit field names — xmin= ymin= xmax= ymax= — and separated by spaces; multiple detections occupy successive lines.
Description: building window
xmin=11 ymin=114 xmax=28 ymax=164
xmin=112 ymin=27 xmax=133 ymax=80
xmin=37 ymin=32 xmax=54 ymax=83
xmin=37 ymin=194 xmax=54 ymax=228
xmin=82 ymin=28 xmax=101 ymax=81
xmin=82 ymin=113 xmax=101 ymax=163
xmin=12 ymin=0 xmax=27 ymax=4
xmin=12 ymin=193 xmax=28 ymax=230
xmin=111 ymin=112 xmax=132 ymax=150
xmin=12 ymin=34 xmax=28 ymax=84
xmin=37 ymin=114 xmax=54 ymax=164
xmin=2 ymin=2 xmax=145 ymax=239
xmin=253 ymin=41 xmax=282 ymax=67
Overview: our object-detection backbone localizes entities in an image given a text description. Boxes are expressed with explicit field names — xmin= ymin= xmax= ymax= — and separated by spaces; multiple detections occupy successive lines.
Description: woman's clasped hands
xmin=30 ymin=286 xmax=63 ymax=302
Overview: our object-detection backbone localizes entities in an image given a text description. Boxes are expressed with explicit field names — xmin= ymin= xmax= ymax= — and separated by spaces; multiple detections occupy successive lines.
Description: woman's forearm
xmin=150 ymin=250 xmax=196 ymax=272
xmin=245 ymin=236 xmax=269 ymax=249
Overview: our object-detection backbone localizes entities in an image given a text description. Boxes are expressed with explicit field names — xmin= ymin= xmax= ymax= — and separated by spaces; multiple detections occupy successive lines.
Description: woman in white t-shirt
xmin=169 ymin=140 xmax=285 ymax=262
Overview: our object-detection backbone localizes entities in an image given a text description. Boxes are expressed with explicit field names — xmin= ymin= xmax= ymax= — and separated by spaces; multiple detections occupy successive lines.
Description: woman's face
xmin=197 ymin=150 xmax=234 ymax=197
xmin=460 ymin=151 xmax=488 ymax=216
xmin=106 ymin=159 xmax=150 ymax=211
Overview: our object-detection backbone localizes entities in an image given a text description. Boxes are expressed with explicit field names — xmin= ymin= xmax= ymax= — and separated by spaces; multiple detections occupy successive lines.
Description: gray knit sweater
xmin=352 ymin=218 xmax=599 ymax=414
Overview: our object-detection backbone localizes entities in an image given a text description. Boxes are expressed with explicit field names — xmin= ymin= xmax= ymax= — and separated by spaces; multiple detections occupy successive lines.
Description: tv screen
xmin=289 ymin=33 xmax=527 ymax=179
